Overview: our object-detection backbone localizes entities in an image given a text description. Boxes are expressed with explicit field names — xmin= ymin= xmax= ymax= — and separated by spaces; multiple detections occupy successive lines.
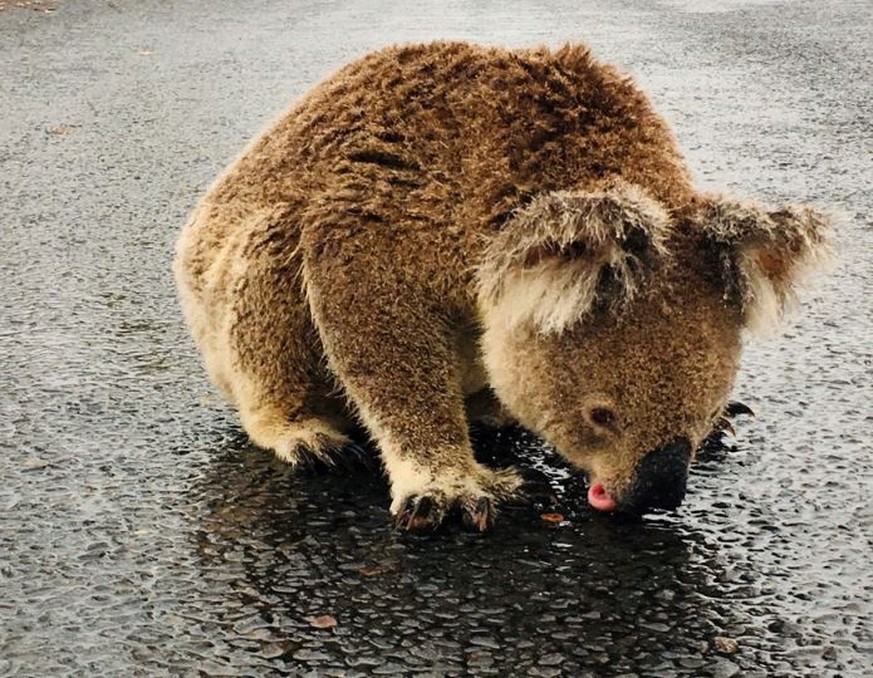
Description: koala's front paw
xmin=394 ymin=492 xmax=499 ymax=533
xmin=391 ymin=467 xmax=522 ymax=533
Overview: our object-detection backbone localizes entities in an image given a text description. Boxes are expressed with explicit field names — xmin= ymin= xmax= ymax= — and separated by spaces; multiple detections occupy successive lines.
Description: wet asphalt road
xmin=1 ymin=0 xmax=871 ymax=675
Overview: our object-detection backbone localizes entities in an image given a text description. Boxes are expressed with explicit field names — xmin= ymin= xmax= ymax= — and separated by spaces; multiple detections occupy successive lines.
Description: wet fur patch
xmin=476 ymin=181 xmax=672 ymax=334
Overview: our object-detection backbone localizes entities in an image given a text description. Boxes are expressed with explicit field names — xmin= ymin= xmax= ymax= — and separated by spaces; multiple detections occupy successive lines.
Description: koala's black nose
xmin=624 ymin=438 xmax=692 ymax=514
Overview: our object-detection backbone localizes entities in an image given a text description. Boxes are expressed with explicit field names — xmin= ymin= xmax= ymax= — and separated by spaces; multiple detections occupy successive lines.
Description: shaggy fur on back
xmin=186 ymin=42 xmax=693 ymax=267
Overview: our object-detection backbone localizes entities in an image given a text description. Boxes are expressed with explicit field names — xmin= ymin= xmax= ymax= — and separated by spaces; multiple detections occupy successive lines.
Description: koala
xmin=174 ymin=42 xmax=833 ymax=531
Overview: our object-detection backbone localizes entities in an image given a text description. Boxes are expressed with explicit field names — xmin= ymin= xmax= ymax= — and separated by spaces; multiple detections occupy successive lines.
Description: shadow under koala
xmin=175 ymin=421 xmax=791 ymax=675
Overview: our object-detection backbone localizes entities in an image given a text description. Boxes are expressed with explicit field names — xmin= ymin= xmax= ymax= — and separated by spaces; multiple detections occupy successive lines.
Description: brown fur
xmin=174 ymin=42 xmax=833 ymax=528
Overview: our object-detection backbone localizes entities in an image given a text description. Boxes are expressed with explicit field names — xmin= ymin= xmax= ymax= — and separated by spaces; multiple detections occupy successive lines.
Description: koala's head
xmin=477 ymin=180 xmax=833 ymax=516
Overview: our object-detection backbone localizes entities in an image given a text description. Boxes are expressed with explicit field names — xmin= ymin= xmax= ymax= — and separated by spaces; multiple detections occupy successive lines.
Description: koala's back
xmin=203 ymin=41 xmax=692 ymax=245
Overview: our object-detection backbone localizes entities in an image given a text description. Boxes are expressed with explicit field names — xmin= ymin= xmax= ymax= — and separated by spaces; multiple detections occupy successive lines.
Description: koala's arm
xmin=301 ymin=235 xmax=522 ymax=531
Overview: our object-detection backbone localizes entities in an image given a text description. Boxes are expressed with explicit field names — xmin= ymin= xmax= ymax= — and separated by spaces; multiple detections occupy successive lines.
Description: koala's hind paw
xmin=259 ymin=419 xmax=368 ymax=471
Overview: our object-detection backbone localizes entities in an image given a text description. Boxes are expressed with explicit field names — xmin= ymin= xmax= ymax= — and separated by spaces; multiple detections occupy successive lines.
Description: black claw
xmin=297 ymin=438 xmax=375 ymax=474
xmin=394 ymin=495 xmax=445 ymax=533
xmin=715 ymin=417 xmax=736 ymax=436
xmin=290 ymin=444 xmax=320 ymax=471
xmin=459 ymin=496 xmax=496 ymax=532
xmin=345 ymin=442 xmax=377 ymax=470
xmin=725 ymin=401 xmax=755 ymax=418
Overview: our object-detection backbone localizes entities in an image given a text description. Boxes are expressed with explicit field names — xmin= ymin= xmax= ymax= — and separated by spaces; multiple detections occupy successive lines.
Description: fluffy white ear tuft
xmin=476 ymin=181 xmax=672 ymax=335
xmin=700 ymin=196 xmax=836 ymax=336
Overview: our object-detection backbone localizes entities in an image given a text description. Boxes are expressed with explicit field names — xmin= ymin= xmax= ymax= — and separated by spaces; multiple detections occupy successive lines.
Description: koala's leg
xmin=228 ymin=269 xmax=358 ymax=467
xmin=303 ymin=267 xmax=523 ymax=531
xmin=181 ymin=204 xmax=358 ymax=467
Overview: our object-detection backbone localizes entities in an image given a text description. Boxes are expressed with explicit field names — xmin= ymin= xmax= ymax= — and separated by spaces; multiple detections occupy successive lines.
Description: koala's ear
xmin=476 ymin=181 xmax=671 ymax=334
xmin=698 ymin=195 xmax=835 ymax=335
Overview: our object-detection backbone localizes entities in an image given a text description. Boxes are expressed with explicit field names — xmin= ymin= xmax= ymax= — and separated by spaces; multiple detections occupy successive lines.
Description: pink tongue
xmin=588 ymin=483 xmax=618 ymax=512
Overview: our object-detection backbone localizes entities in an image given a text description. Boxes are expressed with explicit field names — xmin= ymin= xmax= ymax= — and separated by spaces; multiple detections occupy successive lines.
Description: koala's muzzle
xmin=622 ymin=438 xmax=692 ymax=515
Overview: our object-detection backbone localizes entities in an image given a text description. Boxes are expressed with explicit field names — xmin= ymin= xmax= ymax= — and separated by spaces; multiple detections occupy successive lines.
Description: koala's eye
xmin=590 ymin=407 xmax=617 ymax=429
